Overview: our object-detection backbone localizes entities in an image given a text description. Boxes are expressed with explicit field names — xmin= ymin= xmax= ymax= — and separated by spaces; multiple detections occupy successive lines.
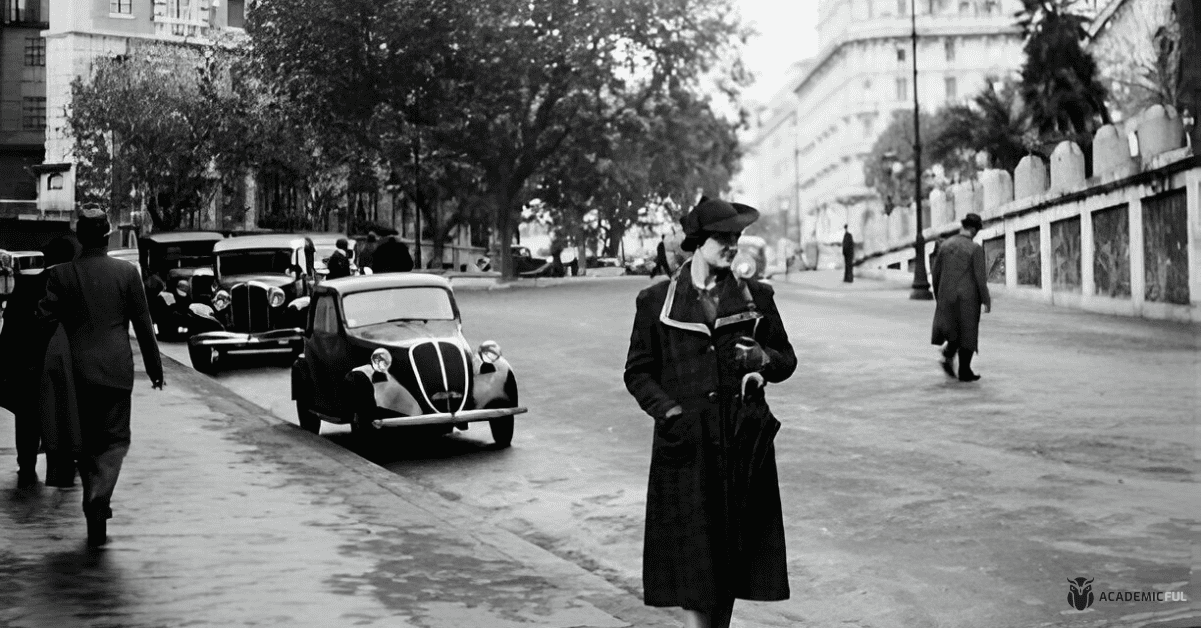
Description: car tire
xmin=488 ymin=372 xmax=519 ymax=448
xmin=296 ymin=398 xmax=320 ymax=434
xmin=189 ymin=344 xmax=219 ymax=375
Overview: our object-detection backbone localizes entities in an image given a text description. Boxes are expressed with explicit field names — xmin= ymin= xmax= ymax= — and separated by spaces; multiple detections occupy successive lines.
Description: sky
xmin=736 ymin=0 xmax=822 ymax=105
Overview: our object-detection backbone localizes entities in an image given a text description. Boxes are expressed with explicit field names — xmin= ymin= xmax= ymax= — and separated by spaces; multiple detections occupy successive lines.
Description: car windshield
xmin=155 ymin=242 xmax=215 ymax=269
xmin=217 ymin=249 xmax=295 ymax=276
xmin=15 ymin=255 xmax=44 ymax=271
xmin=342 ymin=287 xmax=456 ymax=329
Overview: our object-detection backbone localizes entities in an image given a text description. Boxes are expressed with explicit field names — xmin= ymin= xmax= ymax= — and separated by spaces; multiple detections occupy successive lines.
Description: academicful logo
xmin=1067 ymin=577 xmax=1095 ymax=611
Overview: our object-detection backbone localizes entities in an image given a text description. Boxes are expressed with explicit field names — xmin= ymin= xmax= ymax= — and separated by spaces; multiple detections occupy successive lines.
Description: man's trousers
xmin=77 ymin=383 xmax=132 ymax=520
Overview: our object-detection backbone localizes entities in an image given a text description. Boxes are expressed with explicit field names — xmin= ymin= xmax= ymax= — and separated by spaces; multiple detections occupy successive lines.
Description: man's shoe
xmin=86 ymin=517 xmax=107 ymax=547
xmin=940 ymin=358 xmax=956 ymax=378
xmin=959 ymin=372 xmax=982 ymax=382
xmin=16 ymin=470 xmax=38 ymax=489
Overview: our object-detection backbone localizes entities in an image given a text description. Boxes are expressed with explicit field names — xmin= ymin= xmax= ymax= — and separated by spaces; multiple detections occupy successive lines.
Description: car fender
xmin=473 ymin=356 xmax=516 ymax=408
xmin=291 ymin=358 xmax=310 ymax=401
xmin=348 ymin=365 xmax=424 ymax=417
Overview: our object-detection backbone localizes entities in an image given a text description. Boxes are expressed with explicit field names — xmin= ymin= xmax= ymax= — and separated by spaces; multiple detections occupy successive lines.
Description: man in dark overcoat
xmin=370 ymin=235 xmax=414 ymax=273
xmin=931 ymin=212 xmax=991 ymax=381
xmin=0 ymin=235 xmax=79 ymax=488
xmin=841 ymin=224 xmax=855 ymax=283
xmin=38 ymin=209 xmax=163 ymax=546
xmin=625 ymin=197 xmax=796 ymax=628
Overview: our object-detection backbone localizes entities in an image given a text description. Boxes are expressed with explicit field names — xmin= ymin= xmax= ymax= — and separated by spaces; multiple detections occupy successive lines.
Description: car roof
xmin=213 ymin=234 xmax=307 ymax=253
xmin=7 ymin=250 xmax=42 ymax=256
xmin=297 ymin=233 xmax=354 ymax=245
xmin=316 ymin=273 xmax=452 ymax=295
xmin=141 ymin=231 xmax=225 ymax=244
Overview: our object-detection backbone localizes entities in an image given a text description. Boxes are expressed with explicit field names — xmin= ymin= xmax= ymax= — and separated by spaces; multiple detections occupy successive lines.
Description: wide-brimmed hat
xmin=681 ymin=197 xmax=759 ymax=236
xmin=961 ymin=213 xmax=983 ymax=231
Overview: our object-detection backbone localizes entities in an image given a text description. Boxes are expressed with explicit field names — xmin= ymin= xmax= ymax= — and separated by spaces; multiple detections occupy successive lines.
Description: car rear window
xmin=342 ymin=287 xmax=455 ymax=328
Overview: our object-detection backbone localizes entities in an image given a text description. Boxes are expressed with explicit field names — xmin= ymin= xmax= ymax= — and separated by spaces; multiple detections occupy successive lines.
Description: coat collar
xmin=659 ymin=260 xmax=760 ymax=336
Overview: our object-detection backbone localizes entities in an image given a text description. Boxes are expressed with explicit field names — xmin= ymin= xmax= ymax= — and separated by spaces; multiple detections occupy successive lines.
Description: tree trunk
xmin=494 ymin=191 xmax=514 ymax=280
xmin=574 ymin=218 xmax=587 ymax=277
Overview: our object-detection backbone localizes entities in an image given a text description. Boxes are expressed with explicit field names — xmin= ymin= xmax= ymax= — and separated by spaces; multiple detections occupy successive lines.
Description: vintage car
xmin=187 ymin=234 xmax=312 ymax=373
xmin=0 ymin=250 xmax=45 ymax=304
xmin=290 ymin=273 xmax=527 ymax=447
xmin=138 ymin=231 xmax=225 ymax=340
xmin=300 ymin=233 xmax=358 ymax=278
xmin=107 ymin=247 xmax=142 ymax=276
xmin=732 ymin=235 xmax=779 ymax=281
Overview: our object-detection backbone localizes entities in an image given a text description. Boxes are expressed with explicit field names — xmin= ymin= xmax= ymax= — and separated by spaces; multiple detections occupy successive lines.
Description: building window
xmin=47 ymin=173 xmax=63 ymax=190
xmin=896 ymin=47 xmax=906 ymax=62
xmin=897 ymin=0 xmax=907 ymax=15
xmin=109 ymin=0 xmax=131 ymax=14
xmin=228 ymin=0 xmax=245 ymax=28
xmin=945 ymin=38 xmax=955 ymax=62
xmin=896 ymin=77 xmax=908 ymax=101
xmin=24 ymin=36 xmax=44 ymax=66
xmin=22 ymin=97 xmax=45 ymax=131
xmin=863 ymin=116 xmax=874 ymax=138
xmin=945 ymin=76 xmax=957 ymax=101
xmin=863 ymin=78 xmax=872 ymax=93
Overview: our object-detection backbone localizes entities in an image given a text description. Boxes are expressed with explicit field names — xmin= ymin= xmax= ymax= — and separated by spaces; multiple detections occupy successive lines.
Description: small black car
xmin=187 ymin=234 xmax=312 ymax=373
xmin=290 ymin=273 xmax=527 ymax=447
xmin=139 ymin=231 xmax=224 ymax=341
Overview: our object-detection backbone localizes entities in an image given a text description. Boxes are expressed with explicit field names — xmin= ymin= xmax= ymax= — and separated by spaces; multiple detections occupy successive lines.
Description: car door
xmin=308 ymin=292 xmax=358 ymax=417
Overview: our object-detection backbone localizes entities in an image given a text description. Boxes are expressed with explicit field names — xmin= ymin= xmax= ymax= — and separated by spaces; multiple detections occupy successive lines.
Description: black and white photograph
xmin=0 ymin=0 xmax=1197 ymax=626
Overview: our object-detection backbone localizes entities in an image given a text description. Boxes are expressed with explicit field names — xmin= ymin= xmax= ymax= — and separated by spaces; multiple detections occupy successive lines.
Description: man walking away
xmin=931 ymin=212 xmax=991 ymax=382
xmin=326 ymin=238 xmax=352 ymax=279
xmin=841 ymin=224 xmax=855 ymax=283
xmin=651 ymin=235 xmax=670 ymax=278
xmin=38 ymin=208 xmax=163 ymax=546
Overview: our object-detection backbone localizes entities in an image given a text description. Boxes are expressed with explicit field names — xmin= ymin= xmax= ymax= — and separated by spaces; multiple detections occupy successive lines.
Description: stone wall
xmin=858 ymin=103 xmax=1201 ymax=323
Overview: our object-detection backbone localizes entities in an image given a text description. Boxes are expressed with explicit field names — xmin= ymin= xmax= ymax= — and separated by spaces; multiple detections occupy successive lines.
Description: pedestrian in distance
xmin=651 ymin=235 xmax=671 ymax=278
xmin=356 ymin=230 xmax=379 ymax=272
xmin=326 ymin=238 xmax=352 ymax=279
xmin=0 ymin=235 xmax=79 ymax=488
xmin=370 ymin=235 xmax=414 ymax=273
xmin=37 ymin=208 xmax=164 ymax=547
xmin=624 ymin=197 xmax=796 ymax=628
xmin=842 ymin=224 xmax=855 ymax=283
xmin=931 ymin=212 xmax=991 ymax=382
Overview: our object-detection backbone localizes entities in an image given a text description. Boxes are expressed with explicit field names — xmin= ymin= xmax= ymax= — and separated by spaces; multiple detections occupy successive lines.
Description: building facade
xmin=0 ymin=0 xmax=49 ymax=206
xmin=740 ymin=0 xmax=1024 ymax=267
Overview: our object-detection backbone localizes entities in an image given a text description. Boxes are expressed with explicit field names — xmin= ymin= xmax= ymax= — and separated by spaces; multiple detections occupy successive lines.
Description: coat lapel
xmin=659 ymin=260 xmax=762 ymax=335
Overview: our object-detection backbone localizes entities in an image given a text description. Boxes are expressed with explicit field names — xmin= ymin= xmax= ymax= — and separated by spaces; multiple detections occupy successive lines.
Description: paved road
xmin=158 ymin=273 xmax=1199 ymax=628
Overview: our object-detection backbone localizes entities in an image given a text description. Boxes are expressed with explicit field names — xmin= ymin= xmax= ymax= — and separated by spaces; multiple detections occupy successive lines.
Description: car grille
xmin=407 ymin=341 xmax=471 ymax=414
xmin=230 ymin=283 xmax=271 ymax=333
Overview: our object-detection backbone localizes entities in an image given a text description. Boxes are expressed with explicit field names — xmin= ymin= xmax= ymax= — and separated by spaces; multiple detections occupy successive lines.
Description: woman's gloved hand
xmin=733 ymin=336 xmax=770 ymax=372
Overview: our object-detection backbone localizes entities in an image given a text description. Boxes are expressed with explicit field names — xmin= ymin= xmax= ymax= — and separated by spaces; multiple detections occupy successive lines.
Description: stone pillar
xmin=1014 ymin=155 xmax=1049 ymax=199
xmin=1092 ymin=125 xmax=1136 ymax=179
xmin=929 ymin=188 xmax=951 ymax=227
xmin=1134 ymin=104 xmax=1186 ymax=163
xmin=981 ymin=169 xmax=1013 ymax=213
xmin=1189 ymin=170 xmax=1201 ymax=309
xmin=1040 ymin=219 xmax=1052 ymax=300
xmin=1129 ymin=196 xmax=1145 ymax=309
xmin=1049 ymin=141 xmax=1086 ymax=191
xmin=1005 ymin=219 xmax=1017 ymax=288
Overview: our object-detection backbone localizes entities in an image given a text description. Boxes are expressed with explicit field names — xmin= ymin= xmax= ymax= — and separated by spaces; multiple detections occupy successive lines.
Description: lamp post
xmin=908 ymin=0 xmax=933 ymax=300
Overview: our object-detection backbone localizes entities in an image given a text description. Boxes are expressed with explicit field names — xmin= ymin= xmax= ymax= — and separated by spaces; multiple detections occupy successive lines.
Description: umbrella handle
xmin=741 ymin=372 xmax=764 ymax=398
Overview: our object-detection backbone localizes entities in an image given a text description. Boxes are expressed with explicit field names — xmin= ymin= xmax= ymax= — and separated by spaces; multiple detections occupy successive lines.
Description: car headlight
xmin=212 ymin=289 xmax=231 ymax=311
xmin=268 ymin=286 xmax=286 ymax=308
xmin=479 ymin=340 xmax=502 ymax=363
xmin=732 ymin=252 xmax=757 ymax=279
xmin=371 ymin=348 xmax=392 ymax=373
xmin=175 ymin=279 xmax=190 ymax=298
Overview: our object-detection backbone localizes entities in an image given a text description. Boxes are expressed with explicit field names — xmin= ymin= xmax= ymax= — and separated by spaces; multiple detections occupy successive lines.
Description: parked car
xmin=474 ymin=246 xmax=557 ymax=277
xmin=138 ymin=231 xmax=225 ymax=341
xmin=107 ymin=247 xmax=142 ymax=277
xmin=623 ymin=255 xmax=656 ymax=276
xmin=187 ymin=234 xmax=312 ymax=373
xmin=290 ymin=273 xmax=527 ymax=447
xmin=0 ymin=250 xmax=44 ymax=305
xmin=733 ymin=235 xmax=772 ymax=281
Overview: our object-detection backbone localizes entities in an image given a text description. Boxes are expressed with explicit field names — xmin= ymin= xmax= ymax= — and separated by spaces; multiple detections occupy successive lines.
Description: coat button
xmin=707 ymin=345 xmax=715 ymax=353
xmin=707 ymin=392 xmax=717 ymax=402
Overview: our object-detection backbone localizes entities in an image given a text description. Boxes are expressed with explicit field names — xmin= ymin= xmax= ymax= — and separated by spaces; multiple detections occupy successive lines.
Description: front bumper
xmin=189 ymin=328 xmax=303 ymax=352
xmin=370 ymin=407 xmax=528 ymax=429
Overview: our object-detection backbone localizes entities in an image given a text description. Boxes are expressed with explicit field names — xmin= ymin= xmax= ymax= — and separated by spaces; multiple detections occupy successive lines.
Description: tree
xmin=67 ymin=43 xmax=227 ymax=231
xmin=862 ymin=109 xmax=941 ymax=214
xmin=1092 ymin=0 xmax=1181 ymax=122
xmin=1017 ymin=0 xmax=1111 ymax=154
xmin=929 ymin=78 xmax=1033 ymax=174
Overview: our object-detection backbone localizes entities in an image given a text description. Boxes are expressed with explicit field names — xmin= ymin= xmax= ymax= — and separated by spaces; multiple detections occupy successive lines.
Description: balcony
xmin=2 ymin=0 xmax=49 ymax=27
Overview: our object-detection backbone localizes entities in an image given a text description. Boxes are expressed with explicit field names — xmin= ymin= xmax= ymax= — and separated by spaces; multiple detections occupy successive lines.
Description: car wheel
xmin=296 ymin=398 xmax=320 ymax=434
xmin=488 ymin=372 xmax=518 ymax=448
xmin=189 ymin=344 xmax=219 ymax=375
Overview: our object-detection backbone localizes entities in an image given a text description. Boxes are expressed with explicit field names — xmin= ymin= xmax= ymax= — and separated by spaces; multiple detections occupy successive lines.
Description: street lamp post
xmin=908 ymin=0 xmax=933 ymax=300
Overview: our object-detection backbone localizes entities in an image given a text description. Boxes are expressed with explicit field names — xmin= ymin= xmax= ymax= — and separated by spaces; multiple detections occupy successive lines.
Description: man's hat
xmin=76 ymin=206 xmax=112 ymax=243
xmin=961 ymin=213 xmax=984 ymax=231
xmin=681 ymin=197 xmax=759 ymax=236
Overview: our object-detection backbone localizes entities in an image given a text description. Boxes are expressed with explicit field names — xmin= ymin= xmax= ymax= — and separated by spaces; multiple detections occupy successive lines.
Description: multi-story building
xmin=1 ymin=0 xmax=49 ymax=208
xmin=739 ymin=0 xmax=1024 ymax=265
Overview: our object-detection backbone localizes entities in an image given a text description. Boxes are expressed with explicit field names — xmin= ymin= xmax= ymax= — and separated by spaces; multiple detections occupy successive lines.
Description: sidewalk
xmin=0 ymin=355 xmax=669 ymax=627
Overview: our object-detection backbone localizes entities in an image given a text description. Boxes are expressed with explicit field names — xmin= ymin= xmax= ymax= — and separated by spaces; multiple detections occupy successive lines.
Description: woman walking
xmin=624 ymin=197 xmax=796 ymax=628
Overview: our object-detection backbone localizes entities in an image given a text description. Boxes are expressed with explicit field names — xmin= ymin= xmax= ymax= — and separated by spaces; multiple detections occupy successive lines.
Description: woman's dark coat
xmin=624 ymin=261 xmax=797 ymax=610
xmin=930 ymin=233 xmax=991 ymax=353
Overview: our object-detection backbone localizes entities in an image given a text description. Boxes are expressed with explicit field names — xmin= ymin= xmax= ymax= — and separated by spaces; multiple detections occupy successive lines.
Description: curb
xmin=157 ymin=353 xmax=671 ymax=627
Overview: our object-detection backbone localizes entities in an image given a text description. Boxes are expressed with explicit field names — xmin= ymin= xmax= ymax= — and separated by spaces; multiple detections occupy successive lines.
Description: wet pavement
xmin=0 ymin=355 xmax=671 ymax=627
